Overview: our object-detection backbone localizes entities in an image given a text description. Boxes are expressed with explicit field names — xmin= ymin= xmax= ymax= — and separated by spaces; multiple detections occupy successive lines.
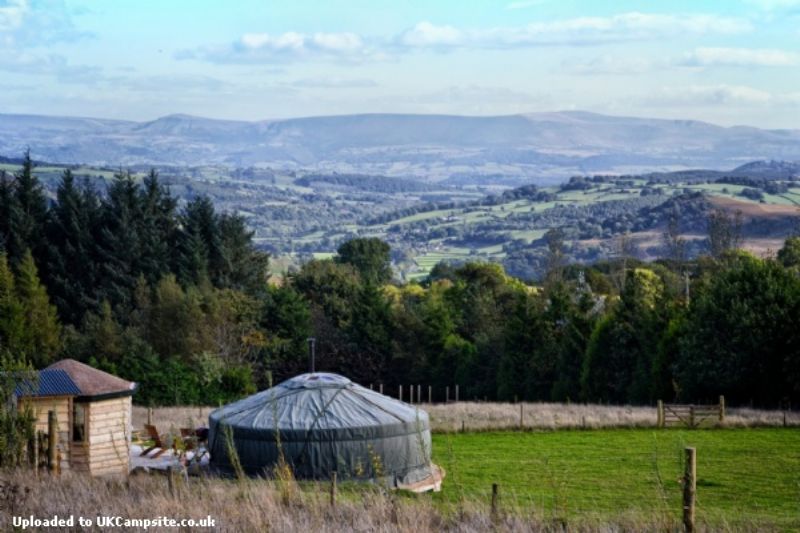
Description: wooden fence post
xmin=147 ymin=407 xmax=153 ymax=426
xmin=689 ymin=405 xmax=695 ymax=429
xmin=719 ymin=395 xmax=725 ymax=423
xmin=455 ymin=384 xmax=459 ymax=402
xmin=417 ymin=385 xmax=421 ymax=405
xmin=446 ymin=386 xmax=450 ymax=403
xmin=32 ymin=432 xmax=39 ymax=476
xmin=491 ymin=483 xmax=499 ymax=521
xmin=428 ymin=385 xmax=432 ymax=404
xmin=379 ymin=383 xmax=383 ymax=395
xmin=683 ymin=447 xmax=696 ymax=533
xmin=399 ymin=384 xmax=403 ymax=403
xmin=47 ymin=411 xmax=57 ymax=473
xmin=657 ymin=400 xmax=664 ymax=428
xmin=167 ymin=466 xmax=175 ymax=498
xmin=519 ymin=404 xmax=524 ymax=430
xmin=330 ymin=471 xmax=337 ymax=507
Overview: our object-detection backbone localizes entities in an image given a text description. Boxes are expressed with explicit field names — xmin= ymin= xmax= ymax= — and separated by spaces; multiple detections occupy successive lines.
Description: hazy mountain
xmin=1 ymin=110 xmax=799 ymax=182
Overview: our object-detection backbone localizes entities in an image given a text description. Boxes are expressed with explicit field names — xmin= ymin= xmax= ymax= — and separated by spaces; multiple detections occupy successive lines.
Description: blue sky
xmin=0 ymin=0 xmax=798 ymax=127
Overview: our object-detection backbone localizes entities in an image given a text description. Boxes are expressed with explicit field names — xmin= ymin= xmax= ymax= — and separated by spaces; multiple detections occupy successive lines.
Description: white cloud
xmin=0 ymin=0 xmax=89 ymax=47
xmin=398 ymin=21 xmax=463 ymax=47
xmin=0 ymin=0 xmax=27 ymax=32
xmin=682 ymin=47 xmax=799 ymax=67
xmin=396 ymin=13 xmax=751 ymax=51
xmin=743 ymin=0 xmax=800 ymax=10
xmin=181 ymin=12 xmax=753 ymax=64
xmin=290 ymin=77 xmax=378 ymax=89
xmin=183 ymin=30 xmax=371 ymax=63
xmin=647 ymin=84 xmax=781 ymax=106
xmin=561 ymin=55 xmax=658 ymax=75
xmin=505 ymin=1 xmax=547 ymax=10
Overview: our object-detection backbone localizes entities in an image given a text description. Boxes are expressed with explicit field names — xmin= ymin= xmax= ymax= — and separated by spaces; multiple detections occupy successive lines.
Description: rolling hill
xmin=2 ymin=111 xmax=800 ymax=183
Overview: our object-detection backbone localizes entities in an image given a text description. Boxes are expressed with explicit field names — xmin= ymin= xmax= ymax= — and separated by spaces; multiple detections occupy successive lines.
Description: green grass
xmin=431 ymin=428 xmax=800 ymax=529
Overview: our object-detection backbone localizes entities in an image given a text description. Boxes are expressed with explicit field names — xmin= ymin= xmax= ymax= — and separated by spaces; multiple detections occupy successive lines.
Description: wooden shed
xmin=14 ymin=368 xmax=81 ymax=471
xmin=43 ymin=359 xmax=137 ymax=476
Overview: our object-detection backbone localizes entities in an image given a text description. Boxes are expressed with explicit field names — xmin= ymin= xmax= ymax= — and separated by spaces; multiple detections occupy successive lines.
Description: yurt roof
xmin=210 ymin=372 xmax=428 ymax=436
xmin=45 ymin=359 xmax=137 ymax=400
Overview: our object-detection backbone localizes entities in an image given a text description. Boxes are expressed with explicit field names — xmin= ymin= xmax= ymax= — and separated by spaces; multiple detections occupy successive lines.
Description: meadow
xmin=432 ymin=428 xmax=800 ymax=530
xmin=3 ymin=403 xmax=798 ymax=532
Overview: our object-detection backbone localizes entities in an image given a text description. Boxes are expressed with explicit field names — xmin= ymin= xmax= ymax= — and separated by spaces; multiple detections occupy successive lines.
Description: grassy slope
xmin=431 ymin=428 xmax=800 ymax=529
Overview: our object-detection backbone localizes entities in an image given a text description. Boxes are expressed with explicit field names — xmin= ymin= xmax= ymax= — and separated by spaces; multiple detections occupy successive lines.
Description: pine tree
xmin=95 ymin=170 xmax=143 ymax=314
xmin=0 ymin=171 xmax=21 ymax=257
xmin=45 ymin=170 xmax=101 ymax=324
xmin=177 ymin=196 xmax=219 ymax=286
xmin=138 ymin=169 xmax=178 ymax=284
xmin=15 ymin=250 xmax=61 ymax=366
xmin=12 ymin=150 xmax=49 ymax=266
xmin=218 ymin=213 xmax=268 ymax=292
xmin=0 ymin=253 xmax=25 ymax=356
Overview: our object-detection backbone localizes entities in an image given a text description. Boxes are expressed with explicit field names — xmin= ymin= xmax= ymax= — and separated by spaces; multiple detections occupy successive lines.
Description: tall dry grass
xmin=0 ymin=469 xmax=694 ymax=532
xmin=133 ymin=403 xmax=800 ymax=434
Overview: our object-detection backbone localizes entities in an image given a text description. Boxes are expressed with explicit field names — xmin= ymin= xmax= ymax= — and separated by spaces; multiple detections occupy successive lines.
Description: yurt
xmin=208 ymin=373 xmax=433 ymax=486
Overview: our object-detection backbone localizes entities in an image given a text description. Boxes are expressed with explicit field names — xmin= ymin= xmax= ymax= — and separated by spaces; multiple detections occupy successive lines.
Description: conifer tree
xmin=46 ymin=170 xmax=101 ymax=324
xmin=15 ymin=250 xmax=61 ymax=366
xmin=218 ymin=212 xmax=268 ymax=292
xmin=12 ymin=150 xmax=49 ymax=266
xmin=138 ymin=169 xmax=178 ymax=284
xmin=0 ymin=253 xmax=25 ymax=356
xmin=178 ymin=196 xmax=220 ymax=286
xmin=96 ymin=170 xmax=143 ymax=314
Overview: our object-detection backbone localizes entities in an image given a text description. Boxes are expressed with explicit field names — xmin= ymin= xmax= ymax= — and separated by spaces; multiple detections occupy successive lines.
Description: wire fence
xmin=433 ymin=439 xmax=800 ymax=529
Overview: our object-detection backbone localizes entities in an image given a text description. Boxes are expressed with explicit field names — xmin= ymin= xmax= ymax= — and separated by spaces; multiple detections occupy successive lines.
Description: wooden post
xmin=147 ymin=407 xmax=153 ymax=426
xmin=32 ymin=432 xmax=39 ymax=475
xmin=689 ymin=405 xmax=695 ymax=429
xmin=167 ymin=466 xmax=175 ymax=498
xmin=417 ymin=385 xmax=421 ymax=405
xmin=47 ymin=410 xmax=57 ymax=473
xmin=514 ymin=394 xmax=518 ymax=404
xmin=428 ymin=385 xmax=432 ymax=404
xmin=683 ymin=447 xmax=696 ymax=533
xmin=330 ymin=471 xmax=337 ymax=507
xmin=446 ymin=386 xmax=450 ymax=403
xmin=370 ymin=383 xmax=373 ymax=391
xmin=455 ymin=384 xmax=459 ymax=402
xmin=519 ymin=404 xmax=524 ymax=429
xmin=719 ymin=395 xmax=725 ymax=423
xmin=657 ymin=400 xmax=664 ymax=428
xmin=379 ymin=383 xmax=383 ymax=395
xmin=491 ymin=483 xmax=499 ymax=521
xmin=399 ymin=384 xmax=403 ymax=403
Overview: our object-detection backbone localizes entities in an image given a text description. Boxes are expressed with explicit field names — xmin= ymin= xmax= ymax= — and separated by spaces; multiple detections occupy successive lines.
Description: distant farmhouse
xmin=14 ymin=359 xmax=136 ymax=476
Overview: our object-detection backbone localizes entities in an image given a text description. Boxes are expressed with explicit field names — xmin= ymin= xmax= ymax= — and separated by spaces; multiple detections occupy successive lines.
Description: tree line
xmin=0 ymin=152 xmax=798 ymax=407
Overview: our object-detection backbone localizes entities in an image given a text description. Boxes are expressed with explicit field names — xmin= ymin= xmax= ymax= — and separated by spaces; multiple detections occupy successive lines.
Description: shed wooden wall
xmin=21 ymin=396 xmax=71 ymax=471
xmin=85 ymin=396 xmax=131 ymax=476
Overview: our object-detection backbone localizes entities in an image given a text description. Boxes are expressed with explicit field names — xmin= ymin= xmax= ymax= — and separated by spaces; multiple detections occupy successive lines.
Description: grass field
xmin=9 ymin=407 xmax=800 ymax=531
xmin=431 ymin=428 xmax=800 ymax=529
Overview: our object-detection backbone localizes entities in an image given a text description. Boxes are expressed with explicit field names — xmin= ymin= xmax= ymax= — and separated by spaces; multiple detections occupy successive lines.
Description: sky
xmin=0 ymin=0 xmax=799 ymax=128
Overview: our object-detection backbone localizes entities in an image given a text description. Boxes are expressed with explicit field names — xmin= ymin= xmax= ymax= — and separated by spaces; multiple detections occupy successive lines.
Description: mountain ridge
xmin=1 ymin=110 xmax=799 ymax=181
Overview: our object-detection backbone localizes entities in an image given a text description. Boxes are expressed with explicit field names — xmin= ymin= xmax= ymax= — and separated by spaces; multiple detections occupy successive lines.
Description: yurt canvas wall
xmin=209 ymin=373 xmax=433 ymax=485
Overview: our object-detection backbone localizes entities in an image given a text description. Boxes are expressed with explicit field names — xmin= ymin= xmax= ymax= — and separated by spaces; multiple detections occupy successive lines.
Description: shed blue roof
xmin=13 ymin=369 xmax=81 ymax=397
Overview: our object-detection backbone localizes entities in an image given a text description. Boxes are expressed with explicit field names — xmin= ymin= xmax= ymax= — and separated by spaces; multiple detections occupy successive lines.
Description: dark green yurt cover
xmin=208 ymin=373 xmax=432 ymax=485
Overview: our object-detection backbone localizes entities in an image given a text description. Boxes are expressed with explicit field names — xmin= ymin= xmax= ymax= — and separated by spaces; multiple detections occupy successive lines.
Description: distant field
xmin=432 ymin=428 xmax=800 ymax=529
